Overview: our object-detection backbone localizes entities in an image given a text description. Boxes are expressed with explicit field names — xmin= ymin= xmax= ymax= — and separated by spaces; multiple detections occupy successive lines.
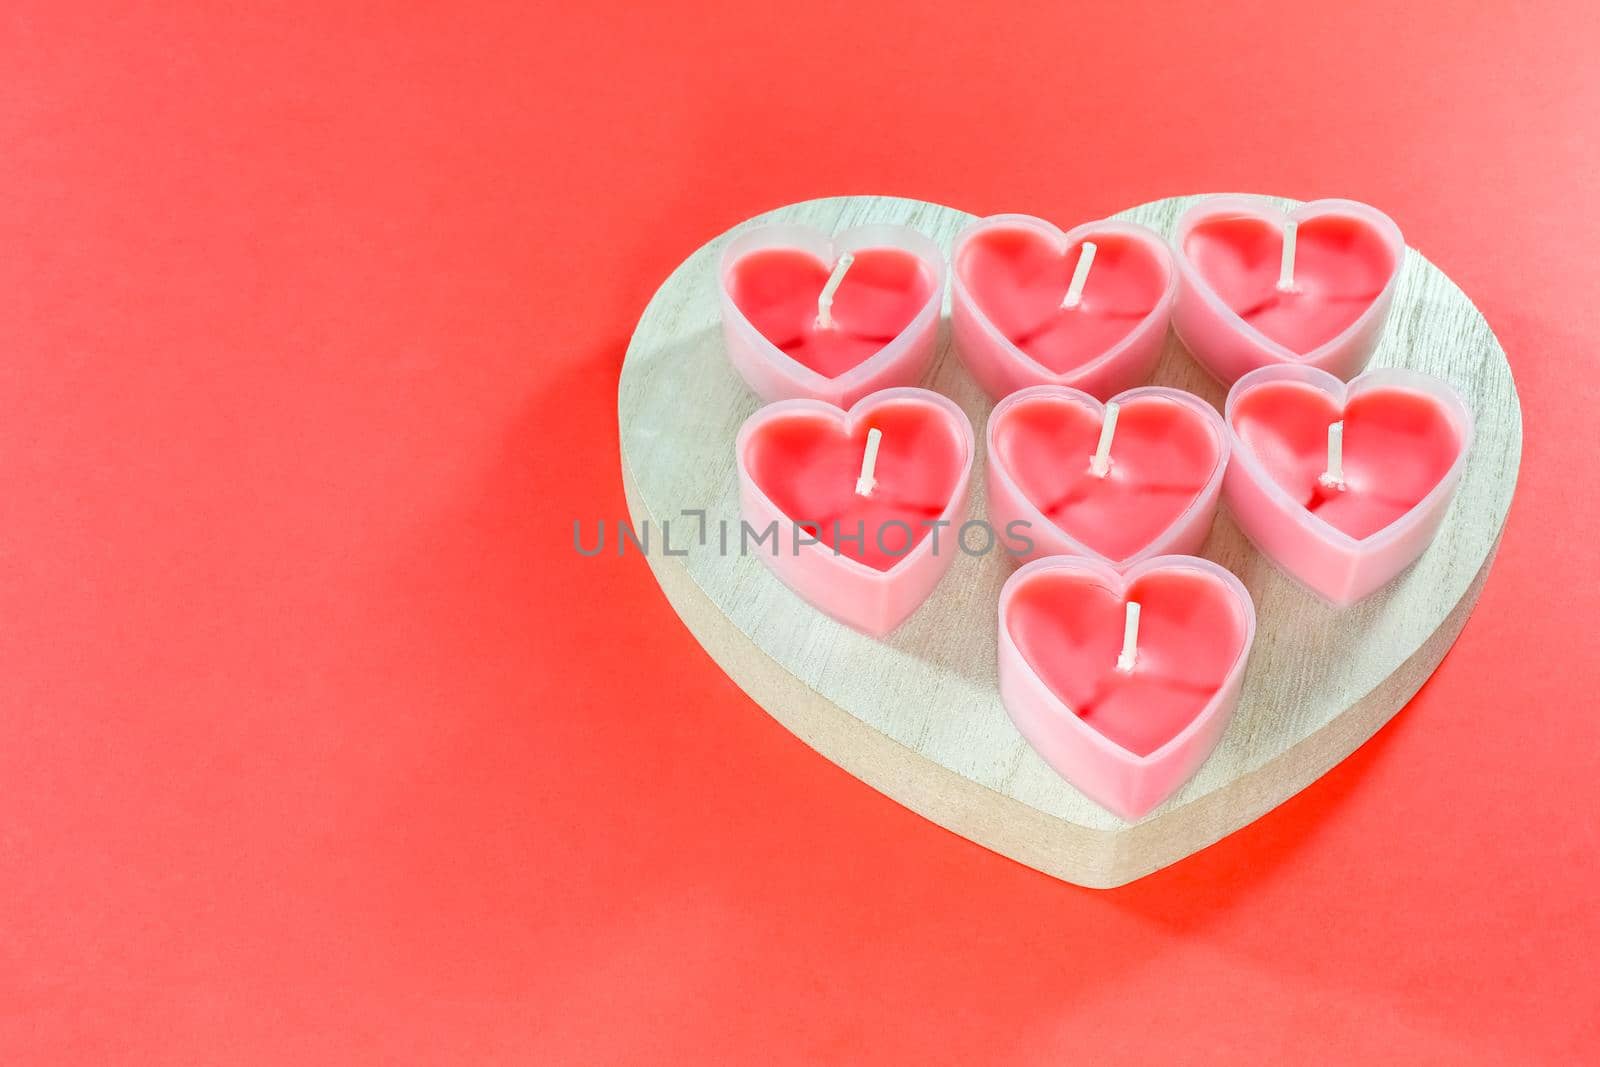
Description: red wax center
xmin=1184 ymin=215 xmax=1396 ymax=353
xmin=1008 ymin=569 xmax=1248 ymax=757
xmin=726 ymin=247 xmax=936 ymax=379
xmin=1231 ymin=381 xmax=1462 ymax=539
xmin=744 ymin=399 xmax=966 ymax=571
xmin=957 ymin=226 xmax=1167 ymax=373
xmin=993 ymin=394 xmax=1221 ymax=562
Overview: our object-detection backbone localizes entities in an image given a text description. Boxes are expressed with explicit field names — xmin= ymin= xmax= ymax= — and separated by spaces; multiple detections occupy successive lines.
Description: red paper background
xmin=4 ymin=3 xmax=1597 ymax=1062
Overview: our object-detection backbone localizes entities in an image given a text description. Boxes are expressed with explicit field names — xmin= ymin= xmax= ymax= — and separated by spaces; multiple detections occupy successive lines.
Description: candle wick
xmin=855 ymin=426 xmax=883 ymax=497
xmin=1276 ymin=219 xmax=1299 ymax=293
xmin=816 ymin=252 xmax=856 ymax=331
xmin=1089 ymin=401 xmax=1120 ymax=478
xmin=1319 ymin=419 xmax=1346 ymax=490
xmin=1061 ymin=241 xmax=1097 ymax=310
xmin=1117 ymin=601 xmax=1141 ymax=673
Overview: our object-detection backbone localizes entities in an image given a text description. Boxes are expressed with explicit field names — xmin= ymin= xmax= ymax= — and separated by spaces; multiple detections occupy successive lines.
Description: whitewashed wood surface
xmin=617 ymin=194 xmax=1520 ymax=888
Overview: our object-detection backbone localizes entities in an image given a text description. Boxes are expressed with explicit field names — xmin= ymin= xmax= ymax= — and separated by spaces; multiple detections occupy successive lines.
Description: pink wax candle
xmin=736 ymin=387 xmax=974 ymax=636
xmin=720 ymin=223 xmax=946 ymax=407
xmin=952 ymin=215 xmax=1177 ymax=401
xmin=1171 ymin=195 xmax=1405 ymax=385
xmin=1223 ymin=365 xmax=1473 ymax=605
xmin=986 ymin=385 xmax=1228 ymax=567
xmin=998 ymin=555 xmax=1256 ymax=820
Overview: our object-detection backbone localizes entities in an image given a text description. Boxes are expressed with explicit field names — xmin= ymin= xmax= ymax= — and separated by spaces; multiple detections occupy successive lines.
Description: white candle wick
xmin=1117 ymin=601 xmax=1141 ymax=673
xmin=816 ymin=252 xmax=856 ymax=331
xmin=855 ymin=427 xmax=884 ymax=496
xmin=1319 ymin=420 xmax=1346 ymax=490
xmin=1277 ymin=220 xmax=1299 ymax=293
xmin=1089 ymin=401 xmax=1120 ymax=478
xmin=1061 ymin=241 xmax=1098 ymax=310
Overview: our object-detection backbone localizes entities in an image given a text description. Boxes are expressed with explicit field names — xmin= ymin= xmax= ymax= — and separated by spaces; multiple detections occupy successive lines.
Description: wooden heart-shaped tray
xmin=618 ymin=194 xmax=1520 ymax=888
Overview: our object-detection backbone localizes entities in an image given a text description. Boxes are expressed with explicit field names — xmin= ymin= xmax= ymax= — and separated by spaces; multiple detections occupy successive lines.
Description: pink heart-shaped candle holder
xmin=986 ymin=384 xmax=1229 ymax=569
xmin=1223 ymin=365 xmax=1474 ymax=606
xmin=720 ymin=223 xmax=946 ymax=407
xmin=998 ymin=554 xmax=1257 ymax=821
xmin=951 ymin=214 xmax=1177 ymax=401
xmin=736 ymin=387 xmax=974 ymax=636
xmin=1172 ymin=195 xmax=1405 ymax=385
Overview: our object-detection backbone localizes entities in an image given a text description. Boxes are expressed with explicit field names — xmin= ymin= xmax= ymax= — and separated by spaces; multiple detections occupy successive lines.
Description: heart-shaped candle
xmin=736 ymin=387 xmax=974 ymax=636
xmin=1224 ymin=365 xmax=1473 ymax=605
xmin=720 ymin=223 xmax=946 ymax=407
xmin=999 ymin=555 xmax=1256 ymax=820
xmin=1171 ymin=195 xmax=1405 ymax=385
xmin=987 ymin=385 xmax=1228 ymax=567
xmin=952 ymin=215 xmax=1177 ymax=401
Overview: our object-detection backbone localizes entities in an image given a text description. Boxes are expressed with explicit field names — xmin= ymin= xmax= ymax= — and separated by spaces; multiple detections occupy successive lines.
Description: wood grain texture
xmin=617 ymin=195 xmax=1520 ymax=888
